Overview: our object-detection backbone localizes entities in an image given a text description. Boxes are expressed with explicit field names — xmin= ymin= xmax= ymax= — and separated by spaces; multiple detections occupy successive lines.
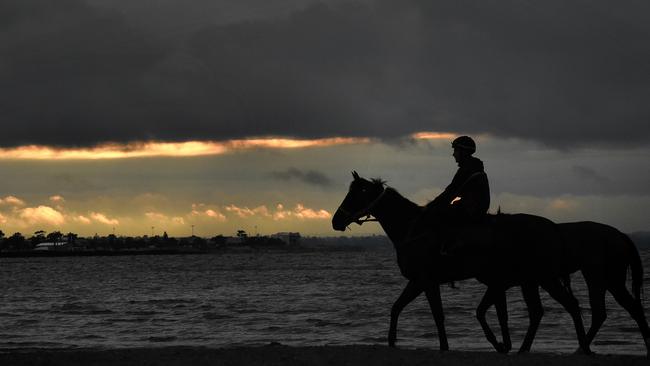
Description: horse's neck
xmin=371 ymin=188 xmax=485 ymax=283
xmin=370 ymin=188 xmax=420 ymax=249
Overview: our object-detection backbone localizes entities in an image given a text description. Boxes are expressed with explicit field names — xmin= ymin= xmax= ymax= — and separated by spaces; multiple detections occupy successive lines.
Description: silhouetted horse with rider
xmin=331 ymin=135 xmax=649 ymax=356
xmin=332 ymin=172 xmax=649 ymax=355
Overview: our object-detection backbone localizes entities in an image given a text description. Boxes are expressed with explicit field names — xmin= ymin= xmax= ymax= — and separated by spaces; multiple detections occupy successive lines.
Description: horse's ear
xmin=352 ymin=171 xmax=359 ymax=180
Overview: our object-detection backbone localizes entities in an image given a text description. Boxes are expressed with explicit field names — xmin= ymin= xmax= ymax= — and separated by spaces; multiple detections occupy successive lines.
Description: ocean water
xmin=0 ymin=247 xmax=648 ymax=355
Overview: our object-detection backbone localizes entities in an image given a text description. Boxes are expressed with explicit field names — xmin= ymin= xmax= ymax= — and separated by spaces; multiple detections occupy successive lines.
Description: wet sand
xmin=0 ymin=345 xmax=646 ymax=366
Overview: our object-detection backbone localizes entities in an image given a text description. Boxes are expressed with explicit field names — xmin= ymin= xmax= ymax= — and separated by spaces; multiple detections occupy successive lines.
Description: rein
xmin=339 ymin=186 xmax=388 ymax=225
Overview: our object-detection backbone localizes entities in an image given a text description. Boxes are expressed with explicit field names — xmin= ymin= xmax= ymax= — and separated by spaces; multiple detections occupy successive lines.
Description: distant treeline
xmin=0 ymin=230 xmax=289 ymax=253
xmin=1 ymin=228 xmax=644 ymax=254
xmin=0 ymin=229 xmax=393 ymax=254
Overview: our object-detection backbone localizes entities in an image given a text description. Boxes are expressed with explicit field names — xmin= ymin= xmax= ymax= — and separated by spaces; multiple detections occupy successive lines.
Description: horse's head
xmin=332 ymin=171 xmax=386 ymax=231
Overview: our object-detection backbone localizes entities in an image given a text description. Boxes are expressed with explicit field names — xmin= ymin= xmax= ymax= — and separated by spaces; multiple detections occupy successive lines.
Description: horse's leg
xmin=540 ymin=278 xmax=591 ymax=354
xmin=518 ymin=283 xmax=543 ymax=353
xmin=476 ymin=287 xmax=511 ymax=353
xmin=476 ymin=288 xmax=499 ymax=351
xmin=388 ymin=280 xmax=423 ymax=347
xmin=583 ymin=276 xmax=607 ymax=347
xmin=493 ymin=287 xmax=512 ymax=353
xmin=424 ymin=284 xmax=449 ymax=351
xmin=608 ymin=282 xmax=650 ymax=356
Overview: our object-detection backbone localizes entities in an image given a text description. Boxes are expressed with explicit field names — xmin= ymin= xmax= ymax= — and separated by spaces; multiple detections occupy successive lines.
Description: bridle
xmin=337 ymin=186 xmax=387 ymax=226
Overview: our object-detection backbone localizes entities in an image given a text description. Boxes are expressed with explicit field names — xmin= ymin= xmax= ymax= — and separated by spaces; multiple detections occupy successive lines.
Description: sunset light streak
xmin=0 ymin=137 xmax=371 ymax=160
xmin=0 ymin=133 xmax=465 ymax=160
xmin=411 ymin=132 xmax=457 ymax=140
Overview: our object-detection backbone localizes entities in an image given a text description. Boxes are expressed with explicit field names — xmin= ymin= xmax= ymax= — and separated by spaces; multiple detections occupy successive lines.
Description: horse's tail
xmin=624 ymin=233 xmax=644 ymax=303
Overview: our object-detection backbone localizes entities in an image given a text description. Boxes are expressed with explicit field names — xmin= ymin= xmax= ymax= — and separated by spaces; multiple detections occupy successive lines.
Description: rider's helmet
xmin=451 ymin=136 xmax=476 ymax=154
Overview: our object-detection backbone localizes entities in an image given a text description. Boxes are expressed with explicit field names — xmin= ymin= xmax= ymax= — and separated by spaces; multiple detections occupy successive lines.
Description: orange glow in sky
xmin=0 ymin=132 xmax=461 ymax=160
xmin=0 ymin=137 xmax=372 ymax=160
xmin=411 ymin=132 xmax=457 ymax=140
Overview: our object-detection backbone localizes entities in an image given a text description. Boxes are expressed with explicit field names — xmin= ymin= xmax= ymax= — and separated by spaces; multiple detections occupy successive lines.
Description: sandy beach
xmin=0 ymin=345 xmax=646 ymax=366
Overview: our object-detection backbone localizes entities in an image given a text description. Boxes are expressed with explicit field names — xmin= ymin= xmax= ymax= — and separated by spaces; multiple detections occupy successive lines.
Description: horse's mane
xmin=370 ymin=177 xmax=386 ymax=186
xmin=491 ymin=205 xmax=511 ymax=217
xmin=368 ymin=178 xmax=420 ymax=212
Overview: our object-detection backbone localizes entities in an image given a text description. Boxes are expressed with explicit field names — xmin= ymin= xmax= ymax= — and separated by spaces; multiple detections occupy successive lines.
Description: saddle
xmin=404 ymin=210 xmax=502 ymax=257
xmin=440 ymin=214 xmax=501 ymax=256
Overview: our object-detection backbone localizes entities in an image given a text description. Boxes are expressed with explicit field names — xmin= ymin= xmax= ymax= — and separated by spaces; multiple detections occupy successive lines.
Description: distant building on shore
xmin=34 ymin=242 xmax=68 ymax=251
xmin=270 ymin=232 xmax=301 ymax=246
xmin=224 ymin=236 xmax=243 ymax=245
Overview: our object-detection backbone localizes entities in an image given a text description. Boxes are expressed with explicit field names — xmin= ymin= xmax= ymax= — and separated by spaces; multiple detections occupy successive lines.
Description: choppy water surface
xmin=1 ymin=248 xmax=649 ymax=355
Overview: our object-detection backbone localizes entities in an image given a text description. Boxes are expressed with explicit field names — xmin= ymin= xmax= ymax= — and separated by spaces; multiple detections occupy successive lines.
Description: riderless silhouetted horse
xmin=478 ymin=221 xmax=650 ymax=355
xmin=332 ymin=172 xmax=590 ymax=353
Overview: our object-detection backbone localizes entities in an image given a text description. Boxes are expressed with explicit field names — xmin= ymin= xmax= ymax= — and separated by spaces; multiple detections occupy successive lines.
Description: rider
xmin=420 ymin=136 xmax=490 ymax=253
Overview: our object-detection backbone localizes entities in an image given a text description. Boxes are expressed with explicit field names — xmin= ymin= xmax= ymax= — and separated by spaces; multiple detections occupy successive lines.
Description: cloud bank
xmin=270 ymin=168 xmax=333 ymax=187
xmin=1 ymin=0 xmax=649 ymax=148
xmin=0 ymin=193 xmax=334 ymax=235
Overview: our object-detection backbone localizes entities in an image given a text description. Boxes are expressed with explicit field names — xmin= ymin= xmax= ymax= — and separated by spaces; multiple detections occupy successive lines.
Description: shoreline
xmin=0 ymin=345 xmax=646 ymax=366
xmin=0 ymin=245 xmax=368 ymax=258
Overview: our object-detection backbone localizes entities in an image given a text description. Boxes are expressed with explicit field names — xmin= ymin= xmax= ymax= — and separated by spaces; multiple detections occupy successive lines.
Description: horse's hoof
xmin=573 ymin=347 xmax=593 ymax=356
xmin=494 ymin=343 xmax=509 ymax=354
xmin=388 ymin=336 xmax=396 ymax=348
xmin=517 ymin=348 xmax=530 ymax=354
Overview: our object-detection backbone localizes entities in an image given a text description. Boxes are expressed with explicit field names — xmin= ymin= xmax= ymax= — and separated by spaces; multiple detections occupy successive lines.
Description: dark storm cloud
xmin=270 ymin=168 xmax=333 ymax=187
xmin=1 ymin=0 xmax=649 ymax=147
xmin=572 ymin=165 xmax=610 ymax=185
xmin=0 ymin=0 xmax=168 ymax=147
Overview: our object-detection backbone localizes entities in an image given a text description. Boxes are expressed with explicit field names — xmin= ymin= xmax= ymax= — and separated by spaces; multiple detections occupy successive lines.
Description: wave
xmin=594 ymin=340 xmax=633 ymax=346
xmin=147 ymin=336 xmax=177 ymax=343
xmin=125 ymin=311 xmax=159 ymax=316
xmin=51 ymin=302 xmax=114 ymax=315
xmin=104 ymin=317 xmax=149 ymax=323
xmin=129 ymin=299 xmax=198 ymax=305
xmin=203 ymin=312 xmax=231 ymax=320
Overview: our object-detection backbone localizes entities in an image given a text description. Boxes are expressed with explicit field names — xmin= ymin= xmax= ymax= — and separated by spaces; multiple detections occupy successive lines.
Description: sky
xmin=0 ymin=0 xmax=649 ymax=237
